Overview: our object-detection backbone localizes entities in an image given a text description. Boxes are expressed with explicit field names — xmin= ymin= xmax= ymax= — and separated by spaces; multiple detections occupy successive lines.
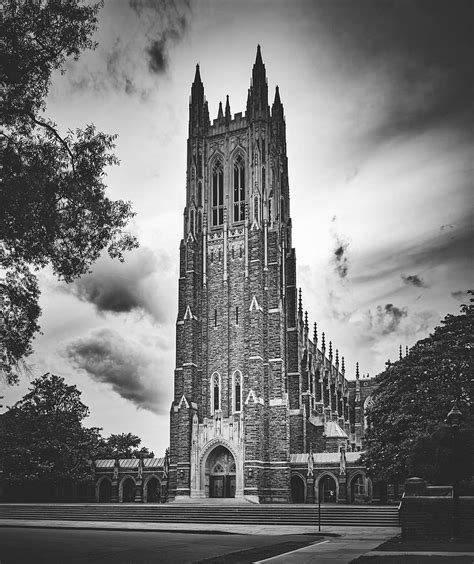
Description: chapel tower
xmin=169 ymin=47 xmax=294 ymax=502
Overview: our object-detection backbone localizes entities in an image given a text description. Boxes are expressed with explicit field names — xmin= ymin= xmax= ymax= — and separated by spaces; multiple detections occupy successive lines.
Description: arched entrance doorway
xmin=350 ymin=474 xmax=365 ymax=503
xmin=122 ymin=477 xmax=135 ymax=502
xmin=145 ymin=477 xmax=161 ymax=503
xmin=98 ymin=478 xmax=112 ymax=502
xmin=206 ymin=445 xmax=236 ymax=498
xmin=290 ymin=475 xmax=305 ymax=503
xmin=319 ymin=475 xmax=337 ymax=503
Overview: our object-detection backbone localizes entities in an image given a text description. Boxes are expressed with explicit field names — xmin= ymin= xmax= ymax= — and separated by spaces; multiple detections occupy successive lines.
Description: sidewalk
xmin=255 ymin=529 xmax=400 ymax=563
xmin=0 ymin=519 xmax=397 ymax=537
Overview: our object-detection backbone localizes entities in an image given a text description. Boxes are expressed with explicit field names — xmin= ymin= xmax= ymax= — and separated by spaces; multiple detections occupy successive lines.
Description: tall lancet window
xmin=233 ymin=154 xmax=245 ymax=222
xmin=211 ymin=372 xmax=221 ymax=413
xmin=212 ymin=159 xmax=224 ymax=227
xmin=233 ymin=370 xmax=242 ymax=413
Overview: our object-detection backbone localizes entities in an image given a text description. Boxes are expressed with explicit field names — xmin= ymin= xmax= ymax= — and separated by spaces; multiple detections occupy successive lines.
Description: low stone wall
xmin=400 ymin=478 xmax=474 ymax=539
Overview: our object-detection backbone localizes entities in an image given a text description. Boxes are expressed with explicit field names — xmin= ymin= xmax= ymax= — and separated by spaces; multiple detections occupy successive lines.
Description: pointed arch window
xmin=233 ymin=370 xmax=242 ymax=413
xmin=254 ymin=196 xmax=259 ymax=223
xmin=212 ymin=159 xmax=224 ymax=227
xmin=233 ymin=154 xmax=245 ymax=222
xmin=190 ymin=209 xmax=195 ymax=235
xmin=211 ymin=372 xmax=221 ymax=413
xmin=197 ymin=181 xmax=203 ymax=207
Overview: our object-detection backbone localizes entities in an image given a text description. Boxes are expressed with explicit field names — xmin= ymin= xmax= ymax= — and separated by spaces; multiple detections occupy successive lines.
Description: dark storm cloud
xmin=130 ymin=0 xmax=191 ymax=75
xmin=103 ymin=39 xmax=138 ymax=95
xmin=378 ymin=304 xmax=408 ymax=334
xmin=312 ymin=0 xmax=474 ymax=140
xmin=67 ymin=0 xmax=192 ymax=95
xmin=330 ymin=216 xmax=350 ymax=279
xmin=351 ymin=223 xmax=473 ymax=285
xmin=146 ymin=39 xmax=167 ymax=73
xmin=451 ymin=290 xmax=469 ymax=302
xmin=355 ymin=303 xmax=434 ymax=347
xmin=334 ymin=242 xmax=349 ymax=278
xmin=64 ymin=328 xmax=168 ymax=414
xmin=402 ymin=274 xmax=429 ymax=288
xmin=66 ymin=247 xmax=173 ymax=323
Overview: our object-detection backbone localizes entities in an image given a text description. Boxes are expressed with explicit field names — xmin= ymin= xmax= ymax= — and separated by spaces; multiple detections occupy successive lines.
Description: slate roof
xmin=95 ymin=458 xmax=165 ymax=469
xmin=290 ymin=452 xmax=362 ymax=465
xmin=324 ymin=421 xmax=348 ymax=438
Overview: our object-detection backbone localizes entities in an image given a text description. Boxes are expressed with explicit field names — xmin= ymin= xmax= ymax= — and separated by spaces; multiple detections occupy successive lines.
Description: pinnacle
xmin=274 ymin=85 xmax=281 ymax=105
xmin=194 ymin=63 xmax=202 ymax=83
xmin=255 ymin=44 xmax=263 ymax=66
xmin=225 ymin=94 xmax=231 ymax=120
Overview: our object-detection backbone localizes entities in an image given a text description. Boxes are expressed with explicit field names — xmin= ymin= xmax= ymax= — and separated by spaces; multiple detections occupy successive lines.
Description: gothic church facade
xmin=169 ymin=47 xmax=375 ymax=504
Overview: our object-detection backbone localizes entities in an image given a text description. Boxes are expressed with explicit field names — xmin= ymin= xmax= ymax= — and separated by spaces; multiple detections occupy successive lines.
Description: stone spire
xmin=356 ymin=362 xmax=360 ymax=379
xmin=272 ymin=85 xmax=284 ymax=120
xmin=313 ymin=322 xmax=318 ymax=347
xmin=191 ymin=64 xmax=203 ymax=105
xmin=247 ymin=44 xmax=268 ymax=120
xmin=189 ymin=63 xmax=209 ymax=135
xmin=217 ymin=100 xmax=223 ymax=120
xmin=225 ymin=94 xmax=231 ymax=123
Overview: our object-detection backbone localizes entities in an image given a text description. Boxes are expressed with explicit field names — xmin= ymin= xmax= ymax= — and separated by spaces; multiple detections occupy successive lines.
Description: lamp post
xmin=445 ymin=402 xmax=463 ymax=540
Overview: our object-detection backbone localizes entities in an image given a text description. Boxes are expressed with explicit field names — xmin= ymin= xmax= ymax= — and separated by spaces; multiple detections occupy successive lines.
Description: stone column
xmin=306 ymin=477 xmax=315 ymax=504
xmin=134 ymin=479 xmax=143 ymax=503
xmin=111 ymin=459 xmax=119 ymax=502
xmin=338 ymin=475 xmax=347 ymax=503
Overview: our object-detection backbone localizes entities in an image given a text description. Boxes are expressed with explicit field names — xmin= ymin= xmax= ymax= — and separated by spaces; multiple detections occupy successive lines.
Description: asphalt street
xmin=0 ymin=527 xmax=322 ymax=564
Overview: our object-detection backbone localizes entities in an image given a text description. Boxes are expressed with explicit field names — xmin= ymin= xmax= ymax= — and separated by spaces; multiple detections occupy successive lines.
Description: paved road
xmin=0 ymin=527 xmax=321 ymax=563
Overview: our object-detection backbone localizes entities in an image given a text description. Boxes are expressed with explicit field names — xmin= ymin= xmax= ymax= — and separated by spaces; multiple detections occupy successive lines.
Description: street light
xmin=445 ymin=402 xmax=463 ymax=540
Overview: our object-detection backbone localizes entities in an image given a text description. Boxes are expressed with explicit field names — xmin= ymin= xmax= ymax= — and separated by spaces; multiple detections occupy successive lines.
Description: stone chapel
xmin=168 ymin=46 xmax=376 ymax=504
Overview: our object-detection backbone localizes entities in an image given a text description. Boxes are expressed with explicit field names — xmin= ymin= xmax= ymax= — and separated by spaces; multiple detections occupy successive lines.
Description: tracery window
xmin=212 ymin=160 xmax=224 ymax=227
xmin=211 ymin=372 xmax=221 ymax=413
xmin=233 ymin=154 xmax=245 ymax=222
xmin=233 ymin=370 xmax=242 ymax=412
xmin=190 ymin=209 xmax=195 ymax=235
xmin=197 ymin=181 xmax=203 ymax=207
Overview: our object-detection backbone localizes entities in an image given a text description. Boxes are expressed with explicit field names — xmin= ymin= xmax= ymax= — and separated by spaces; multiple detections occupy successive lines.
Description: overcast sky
xmin=2 ymin=0 xmax=473 ymax=456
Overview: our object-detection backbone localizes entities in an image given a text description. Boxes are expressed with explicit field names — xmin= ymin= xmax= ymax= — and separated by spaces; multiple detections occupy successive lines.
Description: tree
xmin=97 ymin=433 xmax=154 ymax=459
xmin=0 ymin=373 xmax=155 ymax=501
xmin=363 ymin=296 xmax=474 ymax=489
xmin=0 ymin=373 xmax=102 ymax=500
xmin=0 ymin=0 xmax=137 ymax=383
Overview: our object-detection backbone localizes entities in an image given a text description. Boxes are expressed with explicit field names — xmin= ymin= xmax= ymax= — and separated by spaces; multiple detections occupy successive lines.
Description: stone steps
xmin=0 ymin=504 xmax=399 ymax=527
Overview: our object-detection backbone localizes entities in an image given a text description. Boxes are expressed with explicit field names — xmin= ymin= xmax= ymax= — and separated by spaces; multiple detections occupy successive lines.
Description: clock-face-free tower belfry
xmin=169 ymin=46 xmax=375 ymax=504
